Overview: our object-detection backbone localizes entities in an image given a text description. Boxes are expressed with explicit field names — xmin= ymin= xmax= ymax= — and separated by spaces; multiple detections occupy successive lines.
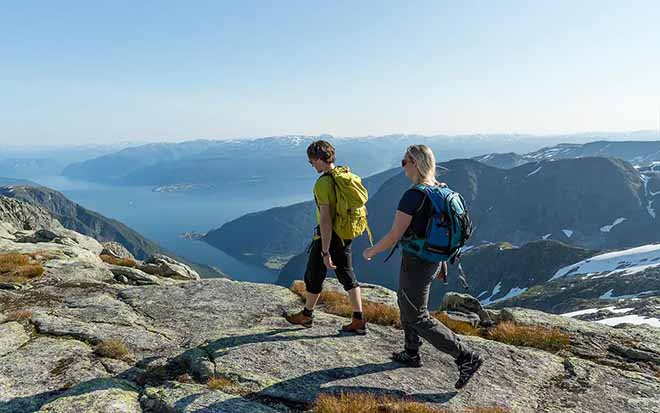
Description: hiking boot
xmin=341 ymin=318 xmax=367 ymax=335
xmin=391 ymin=350 xmax=422 ymax=368
xmin=284 ymin=310 xmax=313 ymax=328
xmin=454 ymin=352 xmax=483 ymax=389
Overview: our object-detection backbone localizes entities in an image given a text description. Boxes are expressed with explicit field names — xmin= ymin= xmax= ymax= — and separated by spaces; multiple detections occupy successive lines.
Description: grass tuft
xmin=0 ymin=252 xmax=45 ymax=283
xmin=487 ymin=321 xmax=569 ymax=353
xmin=100 ymin=254 xmax=137 ymax=268
xmin=314 ymin=392 xmax=445 ymax=413
xmin=94 ymin=338 xmax=132 ymax=362
xmin=4 ymin=310 xmax=32 ymax=322
xmin=207 ymin=375 xmax=233 ymax=390
xmin=313 ymin=392 xmax=511 ymax=413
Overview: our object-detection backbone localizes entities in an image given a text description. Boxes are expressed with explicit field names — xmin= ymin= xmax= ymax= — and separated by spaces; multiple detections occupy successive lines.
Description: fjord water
xmin=32 ymin=175 xmax=311 ymax=283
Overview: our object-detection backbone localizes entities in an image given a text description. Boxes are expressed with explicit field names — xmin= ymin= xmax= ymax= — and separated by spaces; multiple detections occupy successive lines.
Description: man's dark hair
xmin=307 ymin=140 xmax=336 ymax=163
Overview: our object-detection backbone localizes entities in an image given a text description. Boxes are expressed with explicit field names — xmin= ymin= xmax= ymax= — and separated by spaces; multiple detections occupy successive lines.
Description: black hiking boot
xmin=454 ymin=352 xmax=483 ymax=389
xmin=391 ymin=350 xmax=422 ymax=368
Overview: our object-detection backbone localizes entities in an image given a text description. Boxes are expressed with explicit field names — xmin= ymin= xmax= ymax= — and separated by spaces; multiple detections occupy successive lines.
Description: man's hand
xmin=323 ymin=254 xmax=336 ymax=270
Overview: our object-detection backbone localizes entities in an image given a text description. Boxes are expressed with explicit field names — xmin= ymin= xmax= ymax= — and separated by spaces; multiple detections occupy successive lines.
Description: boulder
xmin=15 ymin=229 xmax=60 ymax=244
xmin=106 ymin=265 xmax=164 ymax=286
xmin=100 ymin=242 xmax=135 ymax=261
xmin=440 ymin=292 xmax=493 ymax=325
xmin=138 ymin=254 xmax=200 ymax=281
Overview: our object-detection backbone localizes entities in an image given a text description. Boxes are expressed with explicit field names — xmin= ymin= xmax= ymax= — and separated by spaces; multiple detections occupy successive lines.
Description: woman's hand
xmin=362 ymin=247 xmax=375 ymax=262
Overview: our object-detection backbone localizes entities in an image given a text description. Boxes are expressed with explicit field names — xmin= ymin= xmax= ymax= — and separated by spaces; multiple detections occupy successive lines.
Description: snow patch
xmin=542 ymin=233 xmax=552 ymax=240
xmin=561 ymin=306 xmax=634 ymax=317
xmin=596 ymin=315 xmax=660 ymax=328
xmin=550 ymin=243 xmax=660 ymax=281
xmin=481 ymin=284 xmax=528 ymax=306
xmin=562 ymin=229 xmax=573 ymax=238
xmin=600 ymin=217 xmax=627 ymax=233
xmin=599 ymin=289 xmax=657 ymax=300
xmin=640 ymin=174 xmax=656 ymax=218
xmin=527 ymin=166 xmax=542 ymax=177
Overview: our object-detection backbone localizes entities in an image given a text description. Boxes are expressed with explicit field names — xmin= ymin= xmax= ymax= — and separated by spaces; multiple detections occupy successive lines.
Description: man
xmin=285 ymin=140 xmax=367 ymax=334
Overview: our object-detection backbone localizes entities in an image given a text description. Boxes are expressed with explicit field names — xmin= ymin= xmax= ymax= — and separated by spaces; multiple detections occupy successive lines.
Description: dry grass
xmin=0 ymin=252 xmax=45 ymax=283
xmin=207 ymin=375 xmax=233 ymax=390
xmin=313 ymin=392 xmax=511 ymax=413
xmin=291 ymin=281 xmax=401 ymax=327
xmin=314 ymin=392 xmax=445 ymax=413
xmin=487 ymin=322 xmax=569 ymax=353
xmin=99 ymin=254 xmax=137 ymax=268
xmin=431 ymin=312 xmax=481 ymax=336
xmin=94 ymin=338 xmax=132 ymax=361
xmin=4 ymin=310 xmax=32 ymax=322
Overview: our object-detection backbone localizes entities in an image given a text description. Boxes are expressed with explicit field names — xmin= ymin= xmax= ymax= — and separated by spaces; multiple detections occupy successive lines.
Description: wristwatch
xmin=321 ymin=250 xmax=330 ymax=258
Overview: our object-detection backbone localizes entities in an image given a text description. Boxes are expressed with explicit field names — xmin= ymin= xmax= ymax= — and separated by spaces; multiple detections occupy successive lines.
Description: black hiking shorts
xmin=304 ymin=231 xmax=359 ymax=294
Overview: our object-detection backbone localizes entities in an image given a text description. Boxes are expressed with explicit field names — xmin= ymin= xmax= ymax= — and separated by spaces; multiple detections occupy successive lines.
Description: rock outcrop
xmin=0 ymin=199 xmax=659 ymax=413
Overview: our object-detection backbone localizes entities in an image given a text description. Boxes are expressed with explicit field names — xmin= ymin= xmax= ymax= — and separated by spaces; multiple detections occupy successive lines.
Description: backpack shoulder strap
xmin=414 ymin=184 xmax=446 ymax=215
xmin=409 ymin=184 xmax=430 ymax=214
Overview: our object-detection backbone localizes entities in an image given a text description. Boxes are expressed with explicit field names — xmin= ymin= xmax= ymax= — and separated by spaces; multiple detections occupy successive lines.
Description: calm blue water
xmin=32 ymin=176 xmax=312 ymax=283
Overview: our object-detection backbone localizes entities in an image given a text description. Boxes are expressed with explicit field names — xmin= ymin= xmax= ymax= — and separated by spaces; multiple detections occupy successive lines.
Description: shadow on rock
xmin=178 ymin=361 xmax=457 ymax=412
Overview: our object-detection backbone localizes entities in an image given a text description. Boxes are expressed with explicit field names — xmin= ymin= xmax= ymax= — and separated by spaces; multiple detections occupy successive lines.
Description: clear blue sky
xmin=2 ymin=0 xmax=659 ymax=145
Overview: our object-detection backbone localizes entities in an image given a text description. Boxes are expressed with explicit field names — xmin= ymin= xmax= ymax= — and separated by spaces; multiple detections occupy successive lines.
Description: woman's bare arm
xmin=366 ymin=211 xmax=412 ymax=258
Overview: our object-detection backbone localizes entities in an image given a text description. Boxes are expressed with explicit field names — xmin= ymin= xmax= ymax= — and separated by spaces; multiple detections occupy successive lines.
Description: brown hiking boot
xmin=284 ymin=310 xmax=313 ymax=328
xmin=341 ymin=318 xmax=367 ymax=335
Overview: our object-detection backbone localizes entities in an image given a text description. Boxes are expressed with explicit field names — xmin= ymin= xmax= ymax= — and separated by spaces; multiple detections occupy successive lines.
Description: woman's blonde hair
xmin=406 ymin=144 xmax=438 ymax=184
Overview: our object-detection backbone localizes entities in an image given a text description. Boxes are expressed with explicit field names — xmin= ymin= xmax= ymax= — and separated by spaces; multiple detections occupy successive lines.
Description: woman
xmin=362 ymin=144 xmax=483 ymax=390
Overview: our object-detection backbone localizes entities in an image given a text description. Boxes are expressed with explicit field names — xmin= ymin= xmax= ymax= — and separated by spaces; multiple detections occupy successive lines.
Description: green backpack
xmin=321 ymin=166 xmax=373 ymax=245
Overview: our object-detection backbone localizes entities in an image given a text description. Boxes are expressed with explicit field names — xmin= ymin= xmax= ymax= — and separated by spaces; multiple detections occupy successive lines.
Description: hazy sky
xmin=2 ymin=1 xmax=660 ymax=146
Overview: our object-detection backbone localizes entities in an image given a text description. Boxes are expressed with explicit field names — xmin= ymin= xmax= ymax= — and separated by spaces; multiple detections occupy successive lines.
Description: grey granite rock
xmin=139 ymin=254 xmax=200 ymax=281
xmin=141 ymin=383 xmax=280 ymax=413
xmin=0 ymin=322 xmax=29 ymax=357
xmin=0 ymin=196 xmax=63 ymax=232
xmin=100 ymin=241 xmax=135 ymax=260
xmin=34 ymin=379 xmax=141 ymax=413
xmin=106 ymin=264 xmax=164 ymax=286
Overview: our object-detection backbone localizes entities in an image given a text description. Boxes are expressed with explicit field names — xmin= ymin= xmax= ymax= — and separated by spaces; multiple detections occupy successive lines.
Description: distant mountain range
xmin=61 ymin=133 xmax=660 ymax=189
xmin=0 ymin=159 xmax=64 ymax=179
xmin=473 ymin=140 xmax=660 ymax=169
xmin=0 ymin=184 xmax=223 ymax=278
xmin=0 ymin=142 xmax=139 ymax=179
xmin=0 ymin=176 xmax=39 ymax=187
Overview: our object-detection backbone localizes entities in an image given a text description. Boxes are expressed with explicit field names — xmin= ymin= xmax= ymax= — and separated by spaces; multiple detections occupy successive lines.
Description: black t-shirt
xmin=397 ymin=188 xmax=432 ymax=238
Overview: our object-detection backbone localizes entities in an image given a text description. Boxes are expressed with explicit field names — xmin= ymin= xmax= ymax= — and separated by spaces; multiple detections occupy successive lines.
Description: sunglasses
xmin=401 ymin=158 xmax=413 ymax=167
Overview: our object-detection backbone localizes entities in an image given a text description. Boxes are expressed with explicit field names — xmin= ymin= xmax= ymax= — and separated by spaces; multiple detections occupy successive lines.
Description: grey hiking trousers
xmin=398 ymin=252 xmax=470 ymax=359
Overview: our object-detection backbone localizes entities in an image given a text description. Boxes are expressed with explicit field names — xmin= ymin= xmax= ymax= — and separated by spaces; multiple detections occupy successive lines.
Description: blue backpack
xmin=383 ymin=183 xmax=473 ymax=290
xmin=399 ymin=183 xmax=473 ymax=264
